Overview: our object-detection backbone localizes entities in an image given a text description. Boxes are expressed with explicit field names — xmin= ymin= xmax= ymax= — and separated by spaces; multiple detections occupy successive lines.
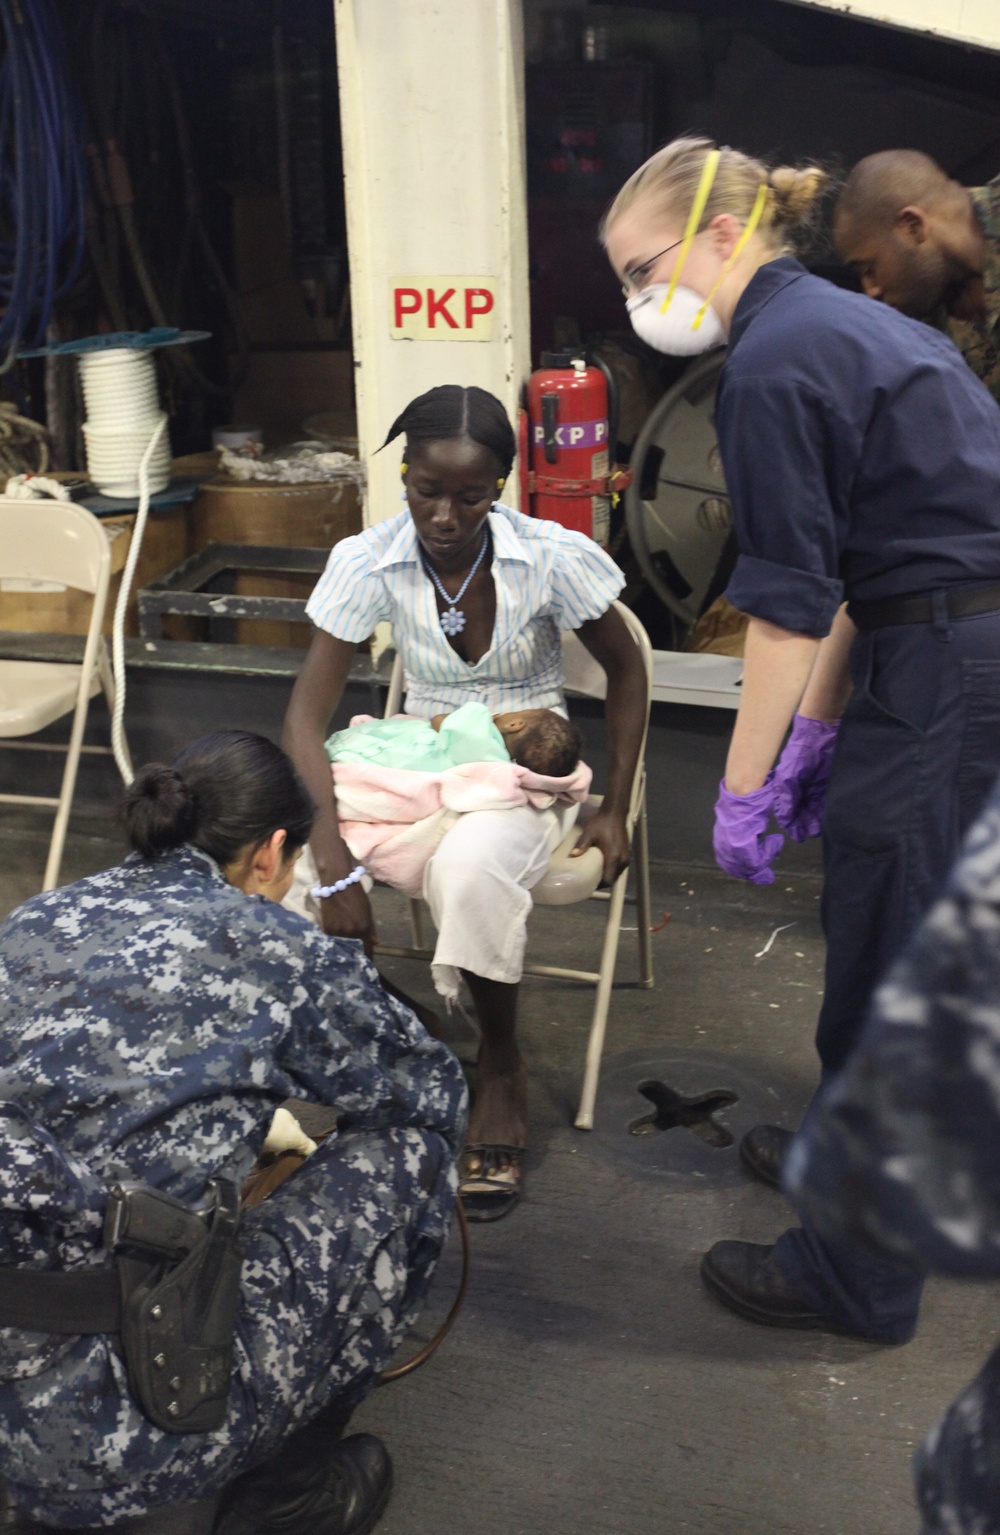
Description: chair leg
xmin=575 ymin=864 xmax=629 ymax=1131
xmin=43 ymin=699 xmax=92 ymax=892
xmin=409 ymin=898 xmax=427 ymax=949
xmin=634 ymin=795 xmax=654 ymax=989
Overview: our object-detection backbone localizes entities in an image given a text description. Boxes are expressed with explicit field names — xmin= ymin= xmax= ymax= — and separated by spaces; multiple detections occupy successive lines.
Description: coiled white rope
xmin=79 ymin=349 xmax=170 ymax=501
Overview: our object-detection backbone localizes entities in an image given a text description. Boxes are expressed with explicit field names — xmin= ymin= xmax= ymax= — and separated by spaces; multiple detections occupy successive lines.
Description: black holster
xmin=111 ymin=1179 xmax=243 ymax=1435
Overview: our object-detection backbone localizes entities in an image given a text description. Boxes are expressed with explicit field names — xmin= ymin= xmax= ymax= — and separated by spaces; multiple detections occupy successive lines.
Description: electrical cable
xmin=379 ymin=1200 xmax=471 ymax=1384
xmin=0 ymin=0 xmax=87 ymax=369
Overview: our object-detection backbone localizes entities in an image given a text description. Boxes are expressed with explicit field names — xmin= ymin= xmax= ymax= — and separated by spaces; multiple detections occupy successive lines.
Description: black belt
xmin=848 ymin=582 xmax=1000 ymax=631
xmin=0 ymin=1262 xmax=121 ymax=1334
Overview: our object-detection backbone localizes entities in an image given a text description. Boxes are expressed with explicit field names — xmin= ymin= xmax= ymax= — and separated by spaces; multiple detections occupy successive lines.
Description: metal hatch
xmin=625 ymin=351 xmax=731 ymax=634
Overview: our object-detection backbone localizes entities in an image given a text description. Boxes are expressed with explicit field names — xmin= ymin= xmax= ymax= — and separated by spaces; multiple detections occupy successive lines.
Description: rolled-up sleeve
xmin=718 ymin=377 xmax=857 ymax=638
xmin=547 ymin=527 xmax=625 ymax=631
xmin=305 ymin=533 xmax=392 ymax=641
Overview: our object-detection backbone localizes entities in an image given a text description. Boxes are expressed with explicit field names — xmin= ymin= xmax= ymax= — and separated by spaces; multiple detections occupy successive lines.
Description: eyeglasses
xmin=620 ymin=238 xmax=685 ymax=298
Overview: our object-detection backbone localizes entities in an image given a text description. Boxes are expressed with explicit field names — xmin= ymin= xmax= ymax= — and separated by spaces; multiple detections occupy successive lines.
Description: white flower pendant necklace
xmin=421 ymin=530 xmax=489 ymax=636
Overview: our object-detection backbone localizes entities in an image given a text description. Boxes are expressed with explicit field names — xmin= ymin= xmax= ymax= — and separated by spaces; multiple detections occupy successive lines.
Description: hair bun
xmin=767 ymin=165 xmax=828 ymax=228
xmin=122 ymin=763 xmax=197 ymax=858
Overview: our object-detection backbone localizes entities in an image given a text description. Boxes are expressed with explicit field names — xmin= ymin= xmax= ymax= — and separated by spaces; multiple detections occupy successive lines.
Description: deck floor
xmin=3 ymin=805 xmax=995 ymax=1535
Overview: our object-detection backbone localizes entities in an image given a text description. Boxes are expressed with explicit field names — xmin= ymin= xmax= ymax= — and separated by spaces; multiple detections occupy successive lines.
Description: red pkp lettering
xmin=394 ymin=288 xmax=422 ymax=328
xmin=465 ymin=288 xmax=494 ymax=327
xmin=426 ymin=288 xmax=459 ymax=329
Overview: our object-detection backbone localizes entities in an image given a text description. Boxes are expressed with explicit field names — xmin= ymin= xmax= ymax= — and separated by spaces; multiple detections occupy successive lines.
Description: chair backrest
xmin=383 ymin=598 xmax=653 ymax=823
xmin=0 ymin=499 xmax=111 ymax=595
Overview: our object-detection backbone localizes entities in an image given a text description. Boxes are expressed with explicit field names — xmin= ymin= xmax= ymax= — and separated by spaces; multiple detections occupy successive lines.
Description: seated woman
xmin=0 ymin=731 xmax=466 ymax=1535
xmin=283 ymin=384 xmax=647 ymax=1219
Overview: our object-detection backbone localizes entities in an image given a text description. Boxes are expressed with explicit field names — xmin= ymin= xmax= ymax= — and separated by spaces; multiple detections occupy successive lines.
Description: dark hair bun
xmin=123 ymin=763 xmax=197 ymax=858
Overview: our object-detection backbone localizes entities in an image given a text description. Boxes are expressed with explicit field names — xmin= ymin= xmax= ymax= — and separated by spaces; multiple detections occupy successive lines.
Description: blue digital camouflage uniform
xmin=786 ymin=774 xmax=1000 ymax=1533
xmin=0 ymin=844 xmax=468 ymax=1528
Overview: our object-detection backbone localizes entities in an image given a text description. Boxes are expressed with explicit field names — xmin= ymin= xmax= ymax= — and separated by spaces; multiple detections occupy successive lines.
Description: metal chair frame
xmin=374 ymin=599 xmax=654 ymax=1128
xmin=0 ymin=500 xmax=126 ymax=890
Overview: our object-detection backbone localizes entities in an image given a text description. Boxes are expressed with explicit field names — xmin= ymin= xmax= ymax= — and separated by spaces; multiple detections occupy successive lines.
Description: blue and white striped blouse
xmin=305 ymin=503 xmax=625 ymax=718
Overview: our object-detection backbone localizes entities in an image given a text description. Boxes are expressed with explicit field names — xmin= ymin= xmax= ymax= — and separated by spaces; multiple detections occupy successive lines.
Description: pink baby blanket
xmin=333 ymin=756 xmax=592 ymax=897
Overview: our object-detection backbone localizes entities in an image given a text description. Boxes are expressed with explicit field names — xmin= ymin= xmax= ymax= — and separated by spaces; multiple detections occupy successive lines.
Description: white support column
xmin=334 ymin=0 xmax=530 ymax=530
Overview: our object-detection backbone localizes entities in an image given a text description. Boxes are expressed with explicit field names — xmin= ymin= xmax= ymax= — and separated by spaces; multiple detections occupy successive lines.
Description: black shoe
xmin=215 ymin=1434 xmax=393 ymax=1535
xmin=739 ymin=1124 xmax=794 ymax=1190
xmin=700 ymin=1240 xmax=844 ymax=1332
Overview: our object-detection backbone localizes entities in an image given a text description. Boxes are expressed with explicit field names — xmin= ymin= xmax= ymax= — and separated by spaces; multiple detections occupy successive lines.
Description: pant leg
xmin=234 ymin=1124 xmax=456 ymax=1466
xmin=914 ymin=1334 xmax=1000 ymax=1534
xmin=422 ymin=802 xmax=575 ymax=1000
xmin=1 ymin=1127 xmax=454 ymax=1527
xmin=777 ymin=610 xmax=1000 ymax=1339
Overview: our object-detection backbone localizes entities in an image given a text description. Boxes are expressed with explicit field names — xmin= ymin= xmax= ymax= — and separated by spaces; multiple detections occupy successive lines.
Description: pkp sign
xmin=390 ymin=276 xmax=497 ymax=341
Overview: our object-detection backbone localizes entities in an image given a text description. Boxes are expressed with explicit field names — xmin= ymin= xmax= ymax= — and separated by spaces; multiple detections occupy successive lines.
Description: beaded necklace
xmin=420 ymin=530 xmax=489 ymax=636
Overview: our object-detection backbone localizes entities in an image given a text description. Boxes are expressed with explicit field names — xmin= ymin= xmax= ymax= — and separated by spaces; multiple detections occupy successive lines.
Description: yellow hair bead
xmin=400 ymin=462 xmax=408 ymax=477
xmin=497 ymin=478 xmax=504 ymax=489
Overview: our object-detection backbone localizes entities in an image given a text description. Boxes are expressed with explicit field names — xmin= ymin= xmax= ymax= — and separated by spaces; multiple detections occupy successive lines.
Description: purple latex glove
xmin=713 ymin=775 xmax=785 ymax=885
xmin=773 ymin=713 xmax=840 ymax=842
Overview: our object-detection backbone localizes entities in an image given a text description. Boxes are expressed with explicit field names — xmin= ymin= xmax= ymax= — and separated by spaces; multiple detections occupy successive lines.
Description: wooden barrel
xmin=190 ymin=478 xmax=363 ymax=648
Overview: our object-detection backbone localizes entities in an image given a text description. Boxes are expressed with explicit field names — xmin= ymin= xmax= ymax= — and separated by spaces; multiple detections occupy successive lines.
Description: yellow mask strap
xmin=659 ymin=148 xmax=720 ymax=314
xmin=692 ymin=181 xmax=770 ymax=331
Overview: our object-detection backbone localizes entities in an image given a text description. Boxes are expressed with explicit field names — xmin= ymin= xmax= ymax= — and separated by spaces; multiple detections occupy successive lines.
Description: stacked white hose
xmin=79 ymin=349 xmax=170 ymax=500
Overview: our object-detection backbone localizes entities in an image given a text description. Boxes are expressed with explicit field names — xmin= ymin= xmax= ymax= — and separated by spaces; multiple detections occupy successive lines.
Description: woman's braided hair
xmin=381 ymin=385 xmax=516 ymax=479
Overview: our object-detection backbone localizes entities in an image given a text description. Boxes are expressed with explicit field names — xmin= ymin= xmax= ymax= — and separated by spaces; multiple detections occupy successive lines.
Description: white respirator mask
xmin=626 ymin=284 xmax=726 ymax=355
xmin=624 ymin=149 xmax=769 ymax=357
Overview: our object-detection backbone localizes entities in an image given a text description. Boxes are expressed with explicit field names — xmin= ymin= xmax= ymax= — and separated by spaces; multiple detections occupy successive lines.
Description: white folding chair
xmin=376 ymin=599 xmax=654 ymax=1129
xmin=0 ymin=500 xmax=128 ymax=890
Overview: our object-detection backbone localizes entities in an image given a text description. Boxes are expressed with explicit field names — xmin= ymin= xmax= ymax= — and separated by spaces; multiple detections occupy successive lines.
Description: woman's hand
xmin=320 ymin=883 xmax=378 ymax=956
xmin=571 ymin=806 xmax=631 ymax=886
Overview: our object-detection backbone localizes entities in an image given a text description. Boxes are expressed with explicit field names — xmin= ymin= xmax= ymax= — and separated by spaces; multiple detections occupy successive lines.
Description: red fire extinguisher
xmin=518 ymin=351 xmax=631 ymax=548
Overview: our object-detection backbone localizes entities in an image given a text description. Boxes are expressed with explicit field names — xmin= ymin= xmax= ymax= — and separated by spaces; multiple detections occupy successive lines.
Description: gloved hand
xmin=773 ymin=713 xmax=840 ymax=842
xmin=713 ymin=775 xmax=785 ymax=885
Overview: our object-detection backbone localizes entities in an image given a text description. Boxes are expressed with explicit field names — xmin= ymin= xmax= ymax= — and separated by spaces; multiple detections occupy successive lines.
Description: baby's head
xmin=492 ymin=709 xmax=583 ymax=777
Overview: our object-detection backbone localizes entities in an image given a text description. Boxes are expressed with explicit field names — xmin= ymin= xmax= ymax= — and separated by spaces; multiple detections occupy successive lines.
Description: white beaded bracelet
xmin=311 ymin=865 xmax=366 ymax=900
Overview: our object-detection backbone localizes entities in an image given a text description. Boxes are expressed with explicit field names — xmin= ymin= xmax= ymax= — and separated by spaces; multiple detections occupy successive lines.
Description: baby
xmin=466 ymin=709 xmax=583 ymax=778
xmin=326 ymin=701 xmax=582 ymax=778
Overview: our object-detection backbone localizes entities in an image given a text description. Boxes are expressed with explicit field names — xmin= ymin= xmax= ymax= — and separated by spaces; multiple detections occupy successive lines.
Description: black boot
xmin=739 ymin=1124 xmax=794 ymax=1190
xmin=214 ymin=1434 xmax=392 ymax=1535
xmin=700 ymin=1241 xmax=840 ymax=1332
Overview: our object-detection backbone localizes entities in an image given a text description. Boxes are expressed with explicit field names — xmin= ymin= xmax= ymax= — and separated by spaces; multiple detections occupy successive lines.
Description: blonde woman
xmin=604 ymin=138 xmax=1000 ymax=1343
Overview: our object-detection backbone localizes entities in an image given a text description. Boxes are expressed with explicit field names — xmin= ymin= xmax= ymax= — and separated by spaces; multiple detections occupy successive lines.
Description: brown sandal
xmin=459 ymin=1143 xmax=524 ymax=1223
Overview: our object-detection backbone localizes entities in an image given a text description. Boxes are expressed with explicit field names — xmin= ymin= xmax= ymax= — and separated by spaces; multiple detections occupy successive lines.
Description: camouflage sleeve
xmin=787 ymin=782 xmax=1000 ymax=1278
xmin=278 ymin=928 xmax=468 ymax=1152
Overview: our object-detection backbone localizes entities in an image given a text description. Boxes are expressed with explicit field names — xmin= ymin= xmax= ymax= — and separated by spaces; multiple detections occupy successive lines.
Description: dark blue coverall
xmin=719 ymin=256 xmax=1000 ymax=1342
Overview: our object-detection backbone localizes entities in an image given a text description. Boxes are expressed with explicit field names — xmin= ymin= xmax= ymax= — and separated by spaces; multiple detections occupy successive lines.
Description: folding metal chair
xmin=376 ymin=599 xmax=654 ymax=1128
xmin=0 ymin=500 xmax=127 ymax=890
